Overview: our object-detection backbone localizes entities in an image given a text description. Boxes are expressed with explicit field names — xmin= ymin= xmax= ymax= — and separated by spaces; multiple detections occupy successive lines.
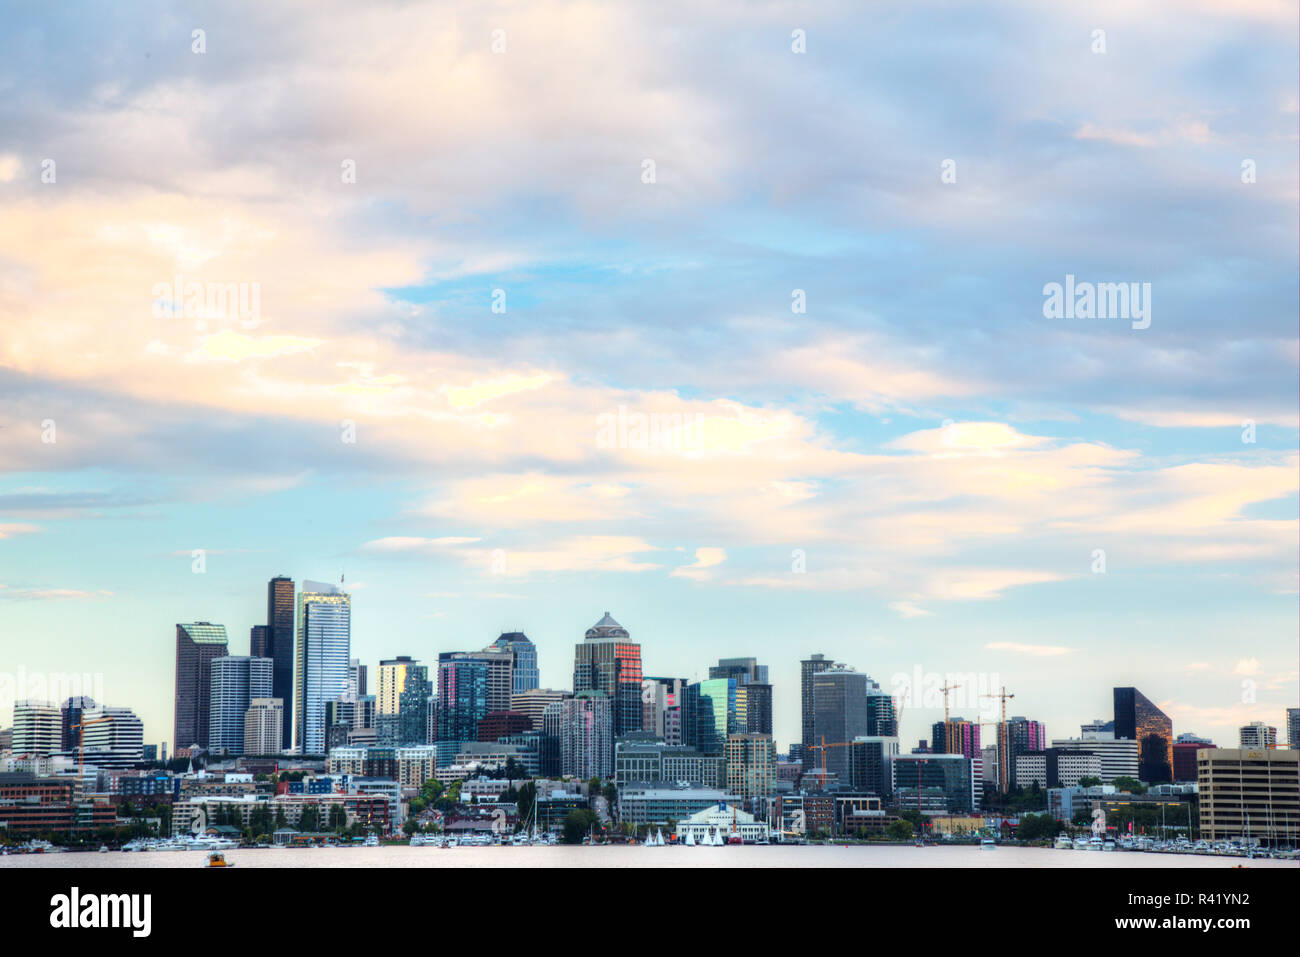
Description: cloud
xmin=670 ymin=547 xmax=727 ymax=580
xmin=985 ymin=641 xmax=1073 ymax=657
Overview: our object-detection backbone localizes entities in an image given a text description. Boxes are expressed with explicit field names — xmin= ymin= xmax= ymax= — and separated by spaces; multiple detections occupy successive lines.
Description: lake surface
xmin=2 ymin=845 xmax=1292 ymax=868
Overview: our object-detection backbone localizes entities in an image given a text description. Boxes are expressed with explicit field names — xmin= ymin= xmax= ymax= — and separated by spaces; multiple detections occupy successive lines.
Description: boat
xmin=980 ymin=838 xmax=997 ymax=850
xmin=363 ymin=834 xmax=379 ymax=848
xmin=684 ymin=828 xmax=696 ymax=846
xmin=1103 ymin=839 xmax=1117 ymax=852
xmin=1088 ymin=836 xmax=1104 ymax=851
xmin=98 ymin=845 xmax=109 ymax=853
xmin=1054 ymin=835 xmax=1073 ymax=849
xmin=205 ymin=851 xmax=233 ymax=868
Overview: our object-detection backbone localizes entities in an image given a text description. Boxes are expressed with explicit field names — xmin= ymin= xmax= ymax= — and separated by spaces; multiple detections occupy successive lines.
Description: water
xmin=2 ymin=845 xmax=1291 ymax=868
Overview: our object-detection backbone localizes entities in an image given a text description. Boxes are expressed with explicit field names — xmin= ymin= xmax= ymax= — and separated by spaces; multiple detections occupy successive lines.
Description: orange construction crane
xmin=939 ymin=682 xmax=962 ymax=723
xmin=74 ymin=717 xmax=114 ymax=778
xmin=808 ymin=735 xmax=856 ymax=784
xmin=980 ymin=687 xmax=1016 ymax=792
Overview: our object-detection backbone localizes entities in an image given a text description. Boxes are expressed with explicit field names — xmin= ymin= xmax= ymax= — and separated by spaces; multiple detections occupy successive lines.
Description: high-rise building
xmin=685 ymin=678 xmax=743 ymax=753
xmin=249 ymin=625 xmax=269 ymax=659
xmin=1113 ymin=687 xmax=1173 ymax=783
xmin=209 ymin=656 xmax=274 ymax=754
xmin=477 ymin=711 xmax=533 ymax=742
xmin=800 ymin=654 xmax=835 ymax=766
xmin=844 ymin=736 xmax=899 ymax=797
xmin=486 ymin=632 xmax=540 ymax=695
xmin=1239 ymin=722 xmax=1277 ymax=749
xmin=725 ymin=732 xmax=778 ymax=802
xmin=510 ymin=688 xmax=570 ymax=732
xmin=641 ymin=677 xmax=687 ymax=744
xmin=543 ymin=691 xmax=613 ymax=780
xmin=78 ymin=705 xmax=144 ymax=769
xmin=266 ymin=576 xmax=295 ymax=750
xmin=244 ymin=698 xmax=284 ymax=755
xmin=173 ymin=622 xmax=229 ymax=752
xmin=294 ymin=581 xmax=351 ymax=754
xmin=60 ymin=696 xmax=97 ymax=751
xmin=1198 ymin=748 xmax=1299 ymax=846
xmin=437 ymin=653 xmax=489 ymax=762
xmin=1288 ymin=708 xmax=1300 ymax=748
xmin=12 ymin=700 xmax=61 ymax=756
xmin=810 ymin=667 xmax=870 ymax=782
xmin=1050 ymin=734 xmax=1139 ymax=784
xmin=378 ymin=657 xmax=431 ymax=745
xmin=892 ymin=753 xmax=978 ymax=813
xmin=350 ymin=659 xmax=368 ymax=698
xmin=573 ymin=612 xmax=643 ymax=739
xmin=932 ymin=717 xmax=981 ymax=760
xmin=709 ymin=657 xmax=773 ymax=735
xmin=999 ymin=715 xmax=1047 ymax=792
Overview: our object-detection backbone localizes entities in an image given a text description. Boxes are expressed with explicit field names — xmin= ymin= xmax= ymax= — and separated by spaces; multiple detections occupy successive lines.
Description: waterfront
xmin=1 ymin=845 xmax=1292 ymax=868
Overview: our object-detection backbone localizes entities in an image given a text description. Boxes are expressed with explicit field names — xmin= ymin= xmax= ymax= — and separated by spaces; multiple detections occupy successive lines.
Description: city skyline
xmin=1 ymin=2 xmax=1296 ymax=773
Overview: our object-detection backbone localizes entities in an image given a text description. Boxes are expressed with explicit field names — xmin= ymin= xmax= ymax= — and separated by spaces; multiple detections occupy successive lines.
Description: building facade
xmin=174 ymin=622 xmax=229 ymax=752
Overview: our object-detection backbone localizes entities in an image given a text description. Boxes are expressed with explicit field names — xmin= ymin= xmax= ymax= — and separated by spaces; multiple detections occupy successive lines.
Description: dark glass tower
xmin=1114 ymin=687 xmax=1173 ymax=783
xmin=800 ymin=654 xmax=835 ymax=767
xmin=709 ymin=657 xmax=773 ymax=735
xmin=173 ymin=622 xmax=229 ymax=751
xmin=266 ymin=576 xmax=295 ymax=750
xmin=811 ymin=668 xmax=870 ymax=782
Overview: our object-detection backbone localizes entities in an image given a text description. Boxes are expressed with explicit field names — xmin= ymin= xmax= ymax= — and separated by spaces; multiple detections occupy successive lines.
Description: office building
xmin=574 ymin=612 xmax=643 ymax=739
xmin=377 ymin=657 xmax=431 ymax=745
xmin=1198 ymin=748 xmax=1299 ymax=846
xmin=477 ymin=710 xmax=533 ymax=742
xmin=710 ymin=658 xmax=773 ymax=735
xmin=437 ymin=653 xmax=489 ymax=759
xmin=997 ymin=715 xmax=1046 ymax=793
xmin=60 ymin=696 xmax=97 ymax=751
xmin=614 ymin=734 xmax=726 ymax=788
xmin=725 ymin=732 xmax=777 ymax=801
xmin=209 ymin=656 xmax=274 ymax=754
xmin=486 ymin=632 xmax=540 ymax=695
xmin=173 ymin=622 xmax=229 ymax=752
xmin=244 ymin=698 xmax=284 ymax=755
xmin=799 ymin=653 xmax=835 ymax=766
xmin=250 ymin=625 xmax=269 ymax=658
xmin=1114 ymin=686 xmax=1173 ymax=783
xmin=1287 ymin=708 xmax=1299 ymax=748
xmin=543 ymin=691 xmax=613 ymax=780
xmin=1239 ymin=722 xmax=1277 ymax=750
xmin=685 ymin=678 xmax=743 ymax=753
xmin=844 ymin=736 xmax=899 ymax=797
xmin=1173 ymin=734 xmax=1216 ymax=782
xmin=294 ymin=581 xmax=352 ymax=754
xmin=892 ymin=753 xmax=978 ymax=814
xmin=641 ymin=677 xmax=687 ymax=744
xmin=810 ymin=667 xmax=870 ymax=782
xmin=78 ymin=705 xmax=144 ymax=769
xmin=266 ymin=576 xmax=295 ymax=751
xmin=511 ymin=688 xmax=571 ymax=732
xmin=1050 ymin=734 xmax=1139 ymax=784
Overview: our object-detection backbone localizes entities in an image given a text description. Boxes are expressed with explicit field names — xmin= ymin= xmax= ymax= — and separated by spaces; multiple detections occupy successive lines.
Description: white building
xmin=12 ymin=700 xmax=61 ymax=756
xmin=294 ymin=581 xmax=352 ymax=754
xmin=675 ymin=802 xmax=769 ymax=844
xmin=1050 ymin=735 xmax=1138 ymax=783
xmin=210 ymin=656 xmax=273 ymax=754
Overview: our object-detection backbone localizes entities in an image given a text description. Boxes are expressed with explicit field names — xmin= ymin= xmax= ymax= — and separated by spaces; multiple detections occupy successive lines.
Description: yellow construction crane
xmin=74 ymin=716 xmax=114 ymax=778
xmin=980 ymin=687 xmax=1016 ymax=792
xmin=939 ymin=681 xmax=962 ymax=723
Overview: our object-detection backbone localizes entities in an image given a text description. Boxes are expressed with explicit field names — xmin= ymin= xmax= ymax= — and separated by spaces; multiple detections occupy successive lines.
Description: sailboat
xmin=655 ymin=828 xmax=665 ymax=846
xmin=685 ymin=828 xmax=696 ymax=846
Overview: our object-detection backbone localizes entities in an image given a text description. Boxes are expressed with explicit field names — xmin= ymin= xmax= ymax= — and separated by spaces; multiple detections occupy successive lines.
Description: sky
xmin=0 ymin=0 xmax=1296 ymax=754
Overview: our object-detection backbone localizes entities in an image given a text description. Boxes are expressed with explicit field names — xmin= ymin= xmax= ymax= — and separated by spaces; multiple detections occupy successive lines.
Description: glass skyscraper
xmin=573 ymin=612 xmax=643 ymax=739
xmin=1114 ymin=687 xmax=1173 ymax=783
xmin=266 ymin=576 xmax=295 ymax=750
xmin=173 ymin=621 xmax=229 ymax=752
xmin=487 ymin=632 xmax=540 ymax=694
xmin=209 ymin=655 xmax=273 ymax=754
xmin=294 ymin=581 xmax=351 ymax=754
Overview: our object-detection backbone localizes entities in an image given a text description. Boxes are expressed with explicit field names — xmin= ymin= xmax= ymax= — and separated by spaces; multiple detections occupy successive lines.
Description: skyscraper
xmin=244 ymin=698 xmax=284 ymax=755
xmin=800 ymin=653 xmax=835 ymax=766
xmin=377 ymin=657 xmax=431 ymax=745
xmin=249 ymin=625 xmax=269 ymax=658
xmin=266 ymin=576 xmax=295 ymax=750
xmin=486 ymin=632 xmax=540 ymax=694
xmin=209 ymin=656 xmax=274 ymax=754
xmin=12 ymin=700 xmax=61 ymax=756
xmin=932 ymin=717 xmax=981 ymax=760
xmin=60 ymin=695 xmax=97 ymax=751
xmin=173 ymin=622 xmax=229 ymax=752
xmin=573 ymin=612 xmax=643 ymax=738
xmin=79 ymin=705 xmax=144 ymax=769
xmin=437 ymin=653 xmax=489 ymax=762
xmin=1288 ymin=708 xmax=1299 ymax=748
xmin=710 ymin=657 xmax=773 ymax=735
xmin=641 ymin=676 xmax=686 ymax=743
xmin=294 ymin=580 xmax=351 ymax=754
xmin=1113 ymin=687 xmax=1173 ymax=783
xmin=543 ymin=691 xmax=613 ymax=780
xmin=810 ymin=666 xmax=870 ymax=782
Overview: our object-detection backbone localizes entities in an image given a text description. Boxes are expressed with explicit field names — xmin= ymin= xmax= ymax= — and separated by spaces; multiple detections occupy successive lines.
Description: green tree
xmin=561 ymin=809 xmax=599 ymax=844
xmin=1112 ymin=776 xmax=1146 ymax=794
xmin=885 ymin=820 xmax=913 ymax=841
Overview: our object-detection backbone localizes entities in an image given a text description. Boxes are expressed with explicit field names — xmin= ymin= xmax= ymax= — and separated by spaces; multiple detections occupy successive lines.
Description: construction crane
xmin=73 ymin=716 xmax=114 ymax=778
xmin=980 ymin=686 xmax=1016 ymax=793
xmin=939 ymin=681 xmax=962 ymax=723
xmin=807 ymin=736 xmax=857 ymax=838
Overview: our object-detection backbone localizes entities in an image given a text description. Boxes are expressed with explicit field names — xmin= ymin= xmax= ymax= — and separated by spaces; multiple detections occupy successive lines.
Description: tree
xmin=1078 ymin=776 xmax=1103 ymax=788
xmin=561 ymin=809 xmax=599 ymax=844
xmin=1112 ymin=776 xmax=1146 ymax=794
xmin=885 ymin=820 xmax=913 ymax=842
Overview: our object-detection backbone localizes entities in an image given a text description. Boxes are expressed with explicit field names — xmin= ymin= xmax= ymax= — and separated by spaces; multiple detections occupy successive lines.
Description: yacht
xmin=363 ymin=834 xmax=379 ymax=847
xmin=1087 ymin=836 xmax=1104 ymax=851
xmin=1054 ymin=835 xmax=1073 ymax=849
xmin=980 ymin=838 xmax=997 ymax=850
xmin=1073 ymin=837 xmax=1090 ymax=850
xmin=1102 ymin=839 xmax=1117 ymax=852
